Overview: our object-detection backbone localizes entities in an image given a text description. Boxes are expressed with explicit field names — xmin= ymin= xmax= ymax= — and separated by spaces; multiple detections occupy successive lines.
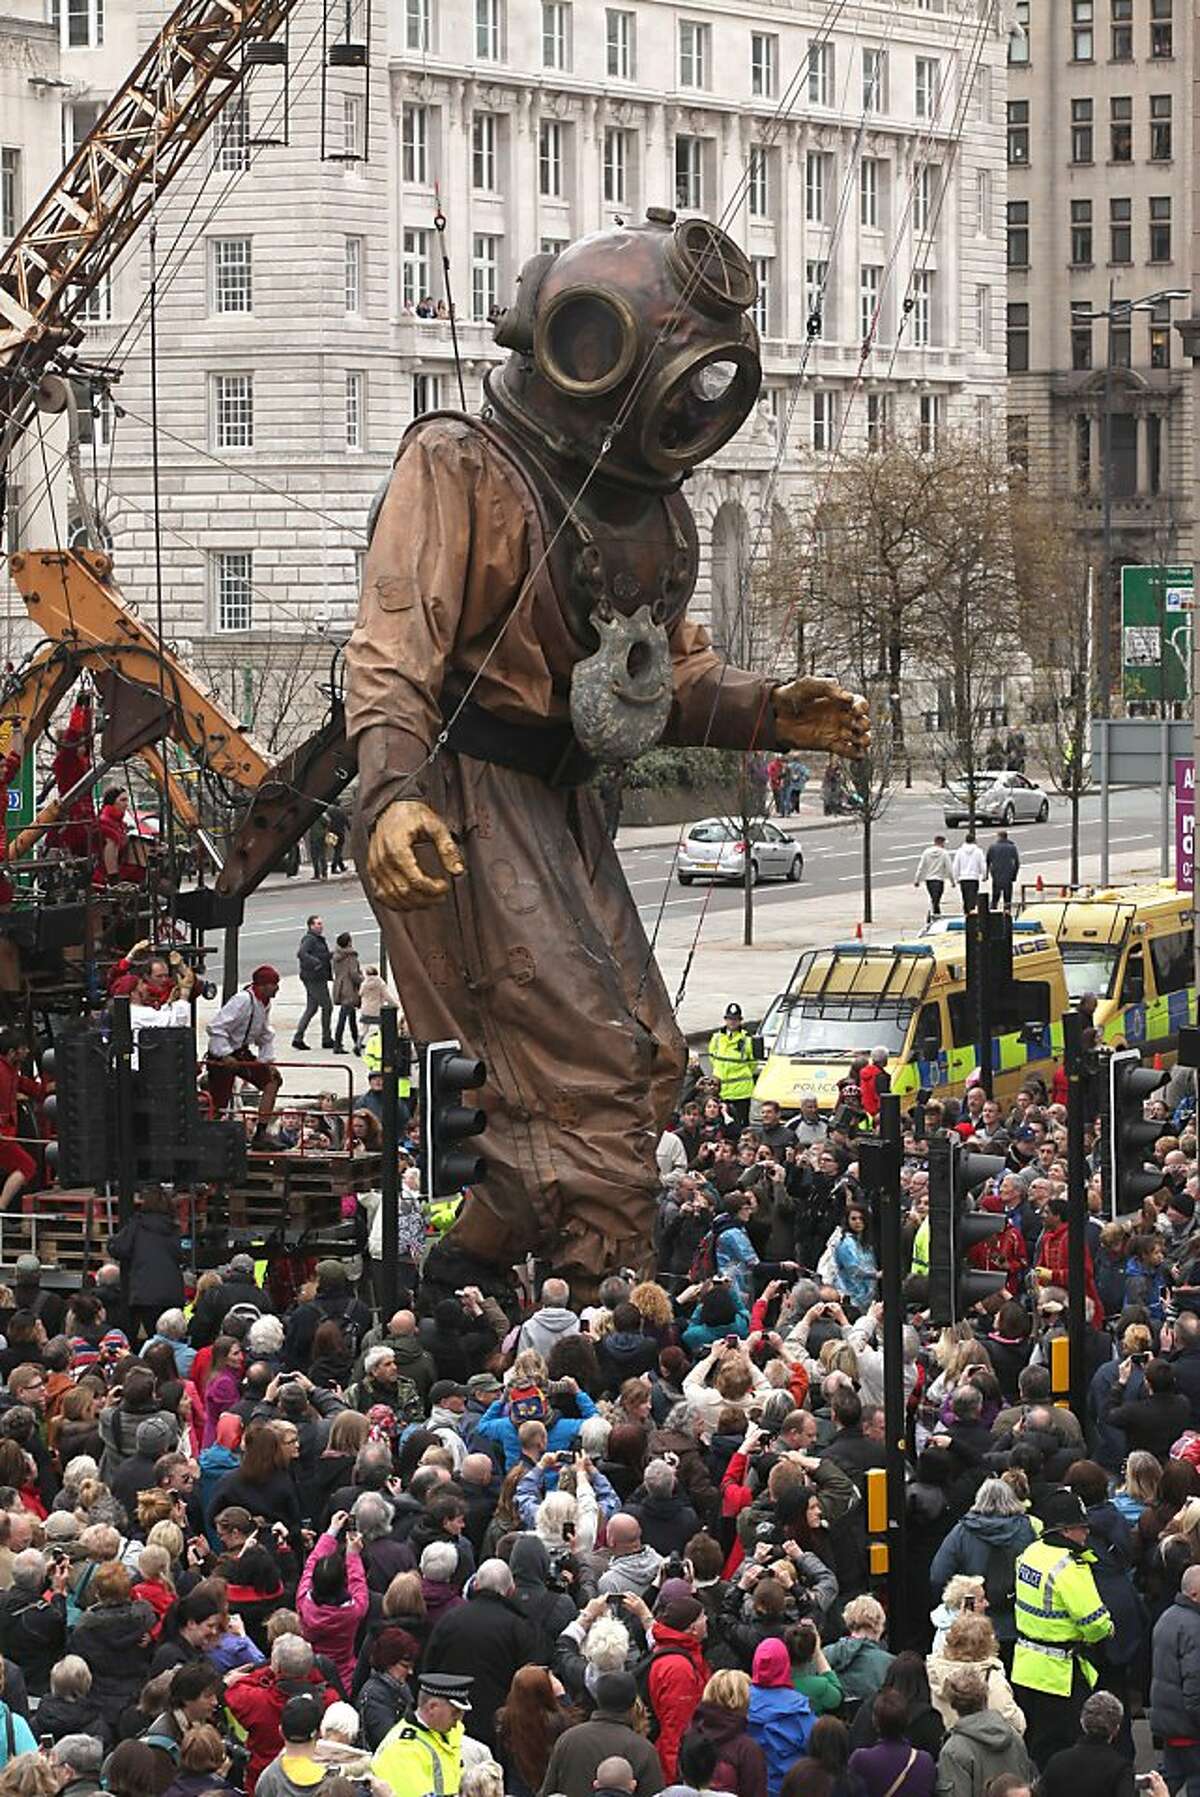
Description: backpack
xmin=508 ymin=1383 xmax=547 ymax=1426
xmin=634 ymin=1645 xmax=697 ymax=1741
xmin=982 ymin=1539 xmax=1016 ymax=1612
xmin=816 ymin=1228 xmax=844 ymax=1287
xmin=688 ymin=1230 xmax=719 ymax=1285
xmin=323 ymin=1300 xmax=364 ymax=1361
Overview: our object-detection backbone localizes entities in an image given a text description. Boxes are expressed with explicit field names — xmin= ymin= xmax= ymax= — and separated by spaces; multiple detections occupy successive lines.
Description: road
xmin=214 ymin=786 xmax=1165 ymax=980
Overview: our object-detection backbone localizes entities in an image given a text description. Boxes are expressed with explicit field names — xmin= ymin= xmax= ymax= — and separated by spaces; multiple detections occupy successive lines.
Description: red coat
xmin=224 ymin=1665 xmax=338 ymax=1792
xmin=0 ymin=1060 xmax=42 ymax=1137
xmin=968 ymin=1220 xmax=1029 ymax=1296
xmin=859 ymin=1063 xmax=889 ymax=1118
xmin=648 ymin=1622 xmax=710 ymax=1781
xmin=1037 ymin=1220 xmax=1103 ymax=1325
xmin=53 ymin=699 xmax=96 ymax=857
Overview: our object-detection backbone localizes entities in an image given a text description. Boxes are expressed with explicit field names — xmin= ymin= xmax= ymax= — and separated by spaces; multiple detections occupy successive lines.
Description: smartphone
xmin=607 ymin=1594 xmax=623 ymax=1614
xmin=39 ymin=1737 xmax=53 ymax=1753
xmin=724 ymin=1335 xmax=739 ymax=1349
xmin=277 ymin=1371 xmax=299 ymax=1383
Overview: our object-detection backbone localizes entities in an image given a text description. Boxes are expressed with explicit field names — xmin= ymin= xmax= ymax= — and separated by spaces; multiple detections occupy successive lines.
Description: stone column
xmin=1136 ymin=407 xmax=1150 ymax=496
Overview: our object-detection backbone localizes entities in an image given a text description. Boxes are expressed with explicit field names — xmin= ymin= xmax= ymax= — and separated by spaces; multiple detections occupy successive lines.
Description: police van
xmin=753 ymin=923 xmax=1070 ymax=1113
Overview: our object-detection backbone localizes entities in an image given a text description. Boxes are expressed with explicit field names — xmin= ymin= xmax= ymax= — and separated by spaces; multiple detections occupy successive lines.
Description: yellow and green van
xmin=754 ymin=924 xmax=1071 ymax=1114
xmin=1022 ymin=879 xmax=1196 ymax=1056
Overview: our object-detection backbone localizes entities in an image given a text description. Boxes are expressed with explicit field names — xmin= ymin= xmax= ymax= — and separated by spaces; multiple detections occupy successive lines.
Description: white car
xmin=943 ymin=771 xmax=1051 ymax=829
xmin=677 ymin=817 xmax=804 ymax=886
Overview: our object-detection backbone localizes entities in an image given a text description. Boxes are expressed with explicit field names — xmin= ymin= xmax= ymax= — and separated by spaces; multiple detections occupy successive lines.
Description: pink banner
xmin=1176 ymin=758 xmax=1194 ymax=893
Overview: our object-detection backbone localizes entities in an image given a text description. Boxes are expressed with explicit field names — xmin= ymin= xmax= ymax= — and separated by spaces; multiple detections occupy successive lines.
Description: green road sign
xmin=1122 ymin=564 xmax=1193 ymax=704
xmin=4 ymin=756 xmax=33 ymax=833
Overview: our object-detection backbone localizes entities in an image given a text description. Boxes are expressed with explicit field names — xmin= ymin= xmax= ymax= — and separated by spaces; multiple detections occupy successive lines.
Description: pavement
xmin=192 ymin=783 xmax=1170 ymax=1099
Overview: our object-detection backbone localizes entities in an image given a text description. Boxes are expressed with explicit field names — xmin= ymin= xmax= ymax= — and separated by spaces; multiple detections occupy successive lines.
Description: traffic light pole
xmin=1063 ymin=1009 xmax=1089 ymax=1425
xmin=111 ymin=996 xmax=137 ymax=1227
xmin=965 ymin=894 xmax=994 ymax=1099
xmin=876 ymin=1092 xmax=908 ymax=1646
xmin=378 ymin=1005 xmax=401 ymax=1320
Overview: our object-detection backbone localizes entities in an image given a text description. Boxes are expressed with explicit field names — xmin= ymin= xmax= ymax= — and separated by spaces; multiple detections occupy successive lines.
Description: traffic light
xmin=421 ymin=1039 xmax=487 ymax=1199
xmin=1108 ymin=1048 xmax=1167 ymax=1212
xmin=927 ymin=1136 xmax=1007 ymax=1325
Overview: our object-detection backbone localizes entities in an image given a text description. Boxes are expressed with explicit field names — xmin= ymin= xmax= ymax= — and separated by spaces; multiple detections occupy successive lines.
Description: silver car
xmin=943 ymin=771 xmax=1051 ymax=829
xmin=677 ymin=817 xmax=804 ymax=886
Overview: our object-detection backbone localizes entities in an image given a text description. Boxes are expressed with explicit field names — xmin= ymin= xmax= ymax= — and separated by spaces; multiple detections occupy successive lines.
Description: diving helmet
xmin=488 ymin=209 xmax=762 ymax=491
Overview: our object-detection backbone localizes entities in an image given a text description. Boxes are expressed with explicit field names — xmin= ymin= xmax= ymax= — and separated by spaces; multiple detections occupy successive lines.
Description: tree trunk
xmin=743 ymin=838 xmax=754 ymax=946
xmin=887 ymin=618 xmax=905 ymax=753
xmin=862 ymin=807 xmax=874 ymax=924
xmin=1070 ymin=785 xmax=1081 ymax=887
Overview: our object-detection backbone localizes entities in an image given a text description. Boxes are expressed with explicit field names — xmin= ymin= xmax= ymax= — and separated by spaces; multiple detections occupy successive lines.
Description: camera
xmin=544 ymin=1544 xmax=575 ymax=1592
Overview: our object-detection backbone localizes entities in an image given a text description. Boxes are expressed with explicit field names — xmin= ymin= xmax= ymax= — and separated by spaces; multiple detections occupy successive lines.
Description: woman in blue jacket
xmin=747 ymin=1637 xmax=814 ymax=1797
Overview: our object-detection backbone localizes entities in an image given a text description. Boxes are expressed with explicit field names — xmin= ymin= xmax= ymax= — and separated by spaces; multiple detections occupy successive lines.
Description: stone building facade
xmin=5 ymin=0 xmax=1008 ymax=740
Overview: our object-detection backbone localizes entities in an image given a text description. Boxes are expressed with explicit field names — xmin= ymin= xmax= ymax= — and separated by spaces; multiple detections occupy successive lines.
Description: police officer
xmin=371 ymin=1672 xmax=473 ymax=1797
xmin=1011 ymin=1488 xmax=1113 ymax=1769
xmin=707 ymin=1003 xmax=757 ymax=1130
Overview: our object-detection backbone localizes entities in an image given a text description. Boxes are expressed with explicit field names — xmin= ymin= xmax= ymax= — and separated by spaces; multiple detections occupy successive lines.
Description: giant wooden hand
xmin=773 ymin=677 xmax=871 ymax=758
xmin=367 ymin=799 xmax=464 ymax=911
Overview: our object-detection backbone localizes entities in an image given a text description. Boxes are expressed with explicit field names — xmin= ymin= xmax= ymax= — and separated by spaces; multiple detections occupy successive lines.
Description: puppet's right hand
xmin=366 ymin=799 xmax=464 ymax=911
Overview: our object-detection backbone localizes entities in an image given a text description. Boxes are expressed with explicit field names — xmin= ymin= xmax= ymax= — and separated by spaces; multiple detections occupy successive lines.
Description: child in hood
xmin=746 ymin=1638 xmax=813 ymax=1797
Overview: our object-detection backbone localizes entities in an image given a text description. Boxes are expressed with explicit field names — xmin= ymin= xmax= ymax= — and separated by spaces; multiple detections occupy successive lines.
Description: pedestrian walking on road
xmin=327 ymin=804 xmax=350 ymax=874
xmin=358 ymin=966 xmax=400 ymax=1044
xmin=952 ymin=833 xmax=986 ymax=916
xmin=307 ymin=816 xmax=329 ymax=882
xmin=293 ymin=915 xmax=334 ymax=1051
xmin=913 ymin=834 xmax=955 ymax=921
xmin=332 ymin=932 xmax=363 ymax=1054
xmin=986 ymin=830 xmax=1020 ymax=913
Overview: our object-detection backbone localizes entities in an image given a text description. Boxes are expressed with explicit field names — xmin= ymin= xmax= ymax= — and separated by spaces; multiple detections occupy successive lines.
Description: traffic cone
xmin=856 ymin=921 xmax=864 ymax=940
xmin=1036 ymin=874 xmax=1044 ymax=893
xmin=1154 ymin=1052 xmax=1164 ymax=1070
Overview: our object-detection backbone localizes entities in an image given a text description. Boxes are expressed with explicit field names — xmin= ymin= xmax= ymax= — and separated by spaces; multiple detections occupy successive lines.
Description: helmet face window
xmin=538 ymin=291 xmax=637 ymax=397
xmin=646 ymin=346 xmax=760 ymax=471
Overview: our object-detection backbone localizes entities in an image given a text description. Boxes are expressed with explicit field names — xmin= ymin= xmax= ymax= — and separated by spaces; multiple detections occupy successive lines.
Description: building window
xmin=1151 ymin=0 xmax=1172 ymax=58
xmin=1007 ymin=99 xmax=1029 ymax=165
xmin=471 ymin=233 xmax=499 ymax=321
xmin=860 ymin=159 xmax=879 ymax=229
xmin=0 ymin=150 xmax=18 ymax=242
xmin=540 ymin=236 xmax=568 ymax=256
xmin=538 ymin=120 xmax=563 ymax=197
xmin=1071 ymin=0 xmax=1093 ymax=59
xmin=405 ymin=0 xmax=431 ymax=50
xmin=74 ymin=273 xmax=111 ymax=323
xmin=751 ymin=32 xmax=777 ymax=98
xmin=475 ymin=0 xmax=500 ymax=60
xmin=1149 ymin=194 xmax=1172 ymax=261
xmin=975 ymin=65 xmax=991 ymax=124
xmin=342 ymin=96 xmax=364 ymax=161
xmin=913 ymin=163 xmax=937 ymax=236
xmin=860 ymin=264 xmax=881 ymax=342
xmin=345 ymin=372 xmax=363 ymax=450
xmin=1070 ymin=199 xmax=1093 ymax=266
xmin=412 ymin=372 xmax=442 ymax=417
xmin=751 ymin=256 xmax=771 ymax=336
xmin=919 ymin=394 xmax=942 ymax=453
xmin=213 ymin=374 xmax=253 ymax=450
xmin=911 ymin=269 xmax=932 ymax=347
xmin=975 ymin=283 xmax=992 ymax=351
xmin=1008 ymin=414 xmax=1029 ymax=472
xmin=1110 ymin=95 xmax=1132 ymax=162
xmin=915 ymin=57 xmax=940 ymax=120
xmin=867 ymin=392 xmax=889 ymax=451
xmin=472 ymin=113 xmax=498 ymax=191
xmin=1007 ymin=303 xmax=1030 ymax=372
xmin=1007 ymin=200 xmax=1029 ymax=268
xmin=1150 ymin=301 xmax=1172 ymax=368
xmin=402 ymin=105 xmax=428 ymax=183
xmin=805 ymin=260 xmax=828 ymax=338
xmin=215 ymin=552 xmax=253 ymax=633
xmin=605 ymin=7 xmax=633 ymax=78
xmin=344 ymin=235 xmax=363 ymax=313
xmin=747 ymin=146 xmax=768 ymax=217
xmin=216 ymin=95 xmax=250 ymax=171
xmin=1008 ymin=0 xmax=1030 ymax=64
xmin=674 ymin=136 xmax=703 ymax=211
xmin=1112 ymin=320 xmax=1132 ymax=368
xmin=1070 ymin=98 xmax=1093 ymax=164
xmin=1150 ymin=94 xmax=1173 ymax=160
xmin=64 ymin=0 xmax=102 ymax=50
xmin=812 ymin=390 xmax=836 ymax=452
xmin=402 ymin=228 xmax=430 ymax=309
xmin=805 ymin=151 xmax=830 ymax=225
xmin=807 ymin=40 xmax=832 ymax=107
xmin=1111 ymin=0 xmax=1132 ymax=58
xmin=211 ymin=237 xmax=252 ymax=313
xmin=603 ymin=128 xmax=629 ymax=206
xmin=679 ymin=20 xmax=710 ymax=88
xmin=862 ymin=47 xmax=886 ymax=112
xmin=1071 ymin=301 xmax=1093 ymax=369
xmin=975 ymin=169 xmax=991 ymax=235
xmin=542 ymin=1 xmax=569 ymax=69
xmin=1110 ymin=196 xmax=1131 ymax=263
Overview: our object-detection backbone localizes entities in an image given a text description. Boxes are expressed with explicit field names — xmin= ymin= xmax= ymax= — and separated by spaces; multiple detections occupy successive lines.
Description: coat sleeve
xmin=1178 ymin=1613 xmax=1200 ymax=1722
xmin=649 ymin=1657 xmax=703 ymax=1782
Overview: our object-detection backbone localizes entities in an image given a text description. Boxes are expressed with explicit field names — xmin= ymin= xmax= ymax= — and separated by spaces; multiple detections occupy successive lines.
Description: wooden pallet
xmin=221 ymin=1150 xmax=380 ymax=1234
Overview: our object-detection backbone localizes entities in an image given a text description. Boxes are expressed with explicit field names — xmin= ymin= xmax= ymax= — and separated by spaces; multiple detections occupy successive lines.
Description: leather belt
xmin=440 ymin=694 xmax=596 ymax=790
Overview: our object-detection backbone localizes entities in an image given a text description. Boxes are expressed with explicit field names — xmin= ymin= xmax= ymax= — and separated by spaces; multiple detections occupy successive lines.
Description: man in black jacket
xmin=0 ymin=1550 xmax=69 ymax=1695
xmin=421 ymin=1559 xmax=535 ymax=1752
xmin=292 ymin=915 xmax=333 ymax=1051
xmin=189 ymin=1254 xmax=264 ymax=1349
xmin=985 ymin=830 xmax=1020 ymax=911
xmin=822 ymin=1391 xmax=887 ymax=1495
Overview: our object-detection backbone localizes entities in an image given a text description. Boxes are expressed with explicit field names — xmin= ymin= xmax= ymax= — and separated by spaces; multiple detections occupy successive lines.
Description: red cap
xmin=251 ymin=965 xmax=280 ymax=986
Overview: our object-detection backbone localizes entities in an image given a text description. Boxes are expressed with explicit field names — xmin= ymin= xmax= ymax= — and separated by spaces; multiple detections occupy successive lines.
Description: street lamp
xmin=1076 ymin=284 xmax=1190 ymax=709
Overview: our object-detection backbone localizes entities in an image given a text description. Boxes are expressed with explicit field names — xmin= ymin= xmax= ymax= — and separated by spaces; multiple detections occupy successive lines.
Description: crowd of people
xmin=0 ymin=1013 xmax=1189 ymax=1797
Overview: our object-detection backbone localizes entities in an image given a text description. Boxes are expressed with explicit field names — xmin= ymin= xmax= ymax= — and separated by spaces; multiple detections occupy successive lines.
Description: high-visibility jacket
xmin=1011 ymin=1535 xmax=1112 ymax=1697
xmin=362 ymin=1028 xmax=411 ymax=1097
xmin=708 ymin=1028 xmax=756 ymax=1100
xmin=371 ymin=1718 xmax=463 ymax=1797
